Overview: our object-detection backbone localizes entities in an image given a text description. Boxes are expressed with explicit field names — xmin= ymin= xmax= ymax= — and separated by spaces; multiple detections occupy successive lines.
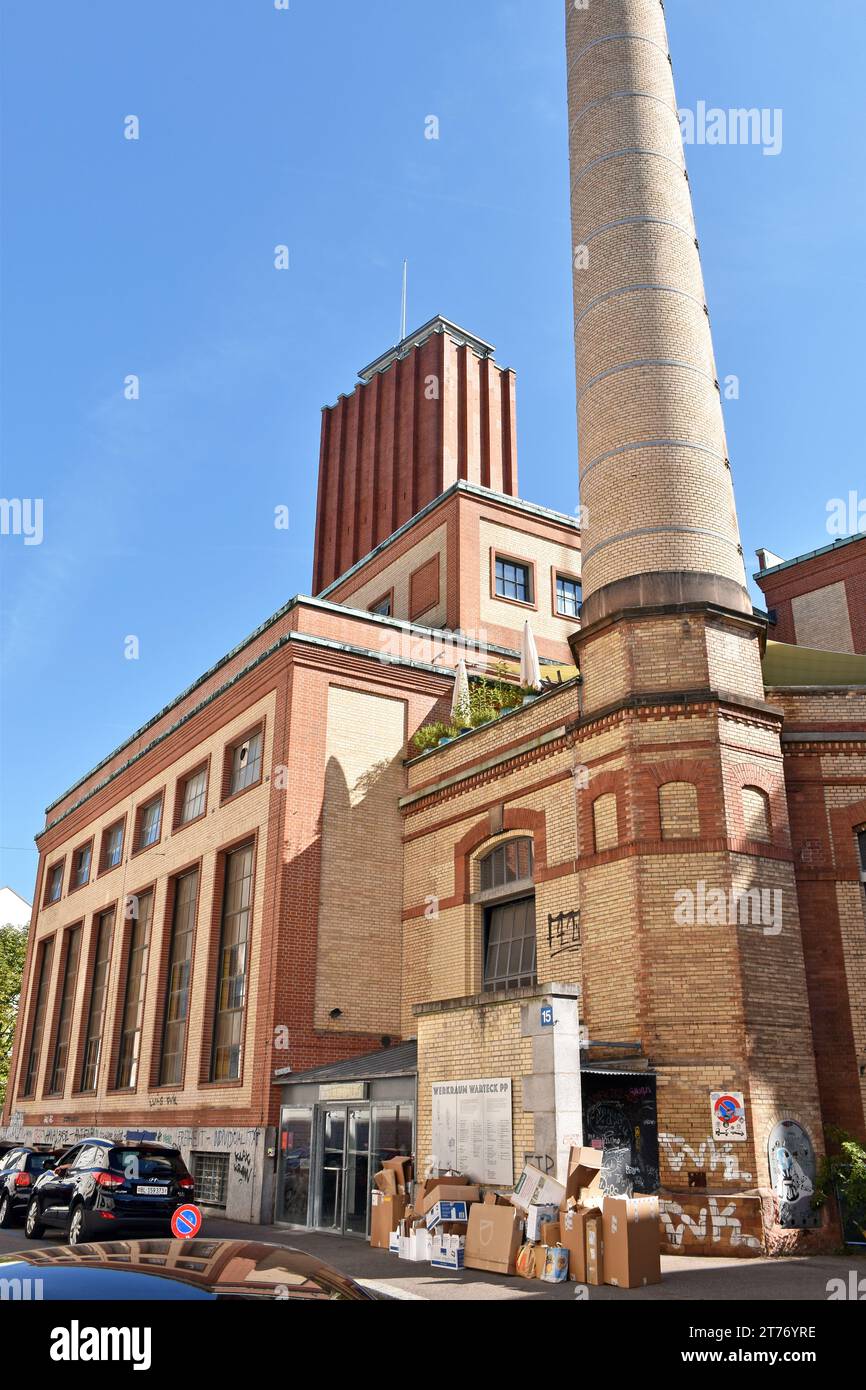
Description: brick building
xmin=756 ymin=534 xmax=866 ymax=654
xmin=3 ymin=0 xmax=865 ymax=1253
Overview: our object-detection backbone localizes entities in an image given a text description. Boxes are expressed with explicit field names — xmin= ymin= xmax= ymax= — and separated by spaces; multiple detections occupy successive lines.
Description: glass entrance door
xmin=313 ymin=1104 xmax=372 ymax=1235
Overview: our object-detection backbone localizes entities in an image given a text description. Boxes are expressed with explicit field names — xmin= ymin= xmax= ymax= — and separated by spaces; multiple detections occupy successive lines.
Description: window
xmin=115 ymin=890 xmax=153 ymax=1089
xmin=210 ymin=844 xmax=254 ymax=1081
xmin=495 ymin=556 xmax=532 ymax=604
xmin=159 ymin=869 xmax=198 ymax=1086
xmin=72 ymin=842 xmax=92 ymax=889
xmin=858 ymin=828 xmax=866 ymax=885
xmin=484 ymin=898 xmax=537 ymax=992
xmin=136 ymin=796 xmax=163 ymax=851
xmin=369 ymin=594 xmax=392 ymax=618
xmin=101 ymin=820 xmax=124 ymax=872
xmin=480 ymin=838 xmax=534 ymax=894
xmin=555 ymin=573 xmax=582 ymax=618
xmin=22 ymin=938 xmax=54 ymax=1097
xmin=228 ymin=730 xmax=262 ymax=796
xmin=178 ymin=767 xmax=208 ymax=825
xmin=80 ymin=909 xmax=114 ymax=1092
xmin=191 ymin=1151 xmax=229 ymax=1207
xmin=45 ymin=862 xmax=63 ymax=905
xmin=48 ymin=926 xmax=82 ymax=1095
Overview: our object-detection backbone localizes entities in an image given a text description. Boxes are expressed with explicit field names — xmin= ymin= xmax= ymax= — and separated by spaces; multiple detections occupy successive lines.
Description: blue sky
xmin=1 ymin=0 xmax=864 ymax=901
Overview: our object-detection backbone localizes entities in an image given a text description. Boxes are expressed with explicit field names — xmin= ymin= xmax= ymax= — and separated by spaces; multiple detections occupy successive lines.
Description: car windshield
xmin=109 ymin=1149 xmax=184 ymax=1177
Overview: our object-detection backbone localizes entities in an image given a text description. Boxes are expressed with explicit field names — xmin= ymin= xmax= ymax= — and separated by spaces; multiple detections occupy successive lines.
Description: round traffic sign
xmin=171 ymin=1203 xmax=203 ymax=1239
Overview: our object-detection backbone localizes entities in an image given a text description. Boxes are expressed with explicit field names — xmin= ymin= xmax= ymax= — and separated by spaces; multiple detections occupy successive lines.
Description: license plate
xmin=138 ymin=1185 xmax=169 ymax=1196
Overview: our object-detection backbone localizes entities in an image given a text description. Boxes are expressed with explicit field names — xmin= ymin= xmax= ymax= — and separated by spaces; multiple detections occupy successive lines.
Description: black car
xmin=0 ymin=1238 xmax=380 ymax=1300
xmin=0 ymin=1146 xmax=60 ymax=1227
xmin=25 ymin=1139 xmax=195 ymax=1245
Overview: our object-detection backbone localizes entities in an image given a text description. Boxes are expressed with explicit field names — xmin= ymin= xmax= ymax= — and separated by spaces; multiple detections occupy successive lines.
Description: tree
xmin=0 ymin=924 xmax=28 ymax=1109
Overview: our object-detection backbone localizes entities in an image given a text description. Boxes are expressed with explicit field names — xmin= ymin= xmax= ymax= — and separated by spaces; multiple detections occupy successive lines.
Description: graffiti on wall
xmin=583 ymin=1079 xmax=660 ymax=1194
xmin=660 ymin=1132 xmax=753 ymax=1184
xmin=661 ymin=1196 xmax=763 ymax=1251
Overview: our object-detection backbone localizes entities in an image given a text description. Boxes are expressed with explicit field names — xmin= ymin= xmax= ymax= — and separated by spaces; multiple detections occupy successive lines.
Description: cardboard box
xmin=512 ymin=1163 xmax=566 ymax=1213
xmin=465 ymin=1202 xmax=524 ymax=1276
xmin=388 ymin=1230 xmax=401 ymax=1256
xmin=541 ymin=1220 xmax=561 ymax=1246
xmin=525 ymin=1203 xmax=560 ymax=1242
xmin=383 ymin=1155 xmax=414 ymax=1192
xmin=431 ymin=1234 xmax=465 ymax=1270
xmin=370 ymin=1192 xmax=408 ymax=1249
xmin=603 ymin=1195 xmax=661 ymax=1289
xmin=403 ymin=1227 xmax=433 ymax=1262
xmin=419 ymin=1182 xmax=480 ymax=1215
xmin=563 ymin=1146 xmax=604 ymax=1211
xmin=425 ymin=1199 xmax=471 ymax=1231
xmin=560 ymin=1205 xmax=604 ymax=1284
xmin=373 ymin=1168 xmax=398 ymax=1196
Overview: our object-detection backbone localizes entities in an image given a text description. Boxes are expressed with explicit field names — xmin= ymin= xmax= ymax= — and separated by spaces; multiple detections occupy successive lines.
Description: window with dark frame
xmin=115 ymin=890 xmax=153 ymax=1089
xmin=495 ymin=556 xmax=531 ymax=604
xmin=72 ymin=843 xmax=92 ymax=889
xmin=159 ymin=868 xmax=198 ymax=1086
xmin=228 ymin=731 xmax=262 ymax=796
xmin=484 ymin=897 xmax=537 ymax=992
xmin=210 ymin=844 xmax=254 ymax=1082
xmin=179 ymin=767 xmax=207 ymax=825
xmin=101 ymin=821 xmax=124 ymax=871
xmin=555 ymin=573 xmax=582 ymax=618
xmin=45 ymin=862 xmax=63 ymax=904
xmin=369 ymin=595 xmax=392 ymax=617
xmin=47 ymin=926 xmax=82 ymax=1095
xmin=22 ymin=938 xmax=54 ymax=1097
xmin=80 ymin=909 xmax=114 ymax=1092
xmin=480 ymin=837 xmax=534 ymax=893
xmin=858 ymin=828 xmax=866 ymax=885
xmin=137 ymin=797 xmax=162 ymax=850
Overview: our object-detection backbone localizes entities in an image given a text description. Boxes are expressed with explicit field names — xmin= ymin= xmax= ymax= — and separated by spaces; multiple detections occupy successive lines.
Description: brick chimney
xmin=312 ymin=316 xmax=518 ymax=594
xmin=567 ymin=0 xmax=750 ymax=627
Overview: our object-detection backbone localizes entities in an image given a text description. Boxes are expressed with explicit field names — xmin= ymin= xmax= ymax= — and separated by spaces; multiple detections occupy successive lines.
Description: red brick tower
xmin=312 ymin=316 xmax=518 ymax=593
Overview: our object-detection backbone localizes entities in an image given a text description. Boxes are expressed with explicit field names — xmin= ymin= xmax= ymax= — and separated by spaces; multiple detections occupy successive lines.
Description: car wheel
xmin=25 ymin=1199 xmax=46 ymax=1240
xmin=68 ymin=1204 xmax=89 ymax=1246
xmin=0 ymin=1193 xmax=13 ymax=1228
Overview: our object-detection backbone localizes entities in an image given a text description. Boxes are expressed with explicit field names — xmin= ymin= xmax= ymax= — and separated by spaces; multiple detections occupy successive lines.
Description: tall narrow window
xmin=858 ymin=828 xmax=866 ymax=886
xmin=101 ymin=820 xmax=124 ymax=871
xmin=48 ymin=927 xmax=82 ymax=1094
xmin=179 ymin=767 xmax=207 ymax=825
xmin=211 ymin=845 xmax=254 ymax=1081
xmin=159 ymin=869 xmax=198 ymax=1086
xmin=136 ymin=797 xmax=162 ymax=851
xmin=45 ymin=862 xmax=63 ymax=905
xmin=228 ymin=731 xmax=262 ymax=796
xmin=22 ymin=938 xmax=54 ymax=1097
xmin=484 ymin=898 xmax=537 ymax=992
xmin=80 ymin=909 xmax=114 ymax=1092
xmin=72 ymin=843 xmax=92 ymax=889
xmin=115 ymin=890 xmax=153 ymax=1089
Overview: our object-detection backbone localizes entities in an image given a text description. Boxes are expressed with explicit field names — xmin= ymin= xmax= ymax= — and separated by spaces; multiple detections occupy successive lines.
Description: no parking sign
xmin=171 ymin=1203 xmax=203 ymax=1239
xmin=710 ymin=1091 xmax=747 ymax=1142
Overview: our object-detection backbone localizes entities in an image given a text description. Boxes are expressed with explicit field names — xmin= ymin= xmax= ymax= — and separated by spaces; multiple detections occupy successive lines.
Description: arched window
xmin=478 ymin=838 xmax=536 ymax=993
xmin=658 ymin=782 xmax=700 ymax=840
xmin=479 ymin=837 xmax=533 ymax=893
xmin=742 ymin=786 xmax=771 ymax=842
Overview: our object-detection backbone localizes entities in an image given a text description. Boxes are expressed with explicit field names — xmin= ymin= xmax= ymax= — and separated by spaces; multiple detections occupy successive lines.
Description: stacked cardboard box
xmin=559 ymin=1147 xmax=662 ymax=1290
xmin=370 ymin=1155 xmax=414 ymax=1249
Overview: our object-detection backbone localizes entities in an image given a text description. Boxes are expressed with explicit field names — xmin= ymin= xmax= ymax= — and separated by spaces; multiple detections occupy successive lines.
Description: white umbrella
xmin=520 ymin=620 xmax=543 ymax=690
xmin=451 ymin=657 xmax=471 ymax=724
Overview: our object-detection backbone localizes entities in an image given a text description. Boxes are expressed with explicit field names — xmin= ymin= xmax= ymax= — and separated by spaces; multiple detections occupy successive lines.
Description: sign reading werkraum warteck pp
xmin=431 ymin=1078 xmax=513 ymax=1185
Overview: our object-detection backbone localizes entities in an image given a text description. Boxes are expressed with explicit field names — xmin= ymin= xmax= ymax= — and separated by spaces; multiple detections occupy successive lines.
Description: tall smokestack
xmin=566 ymin=0 xmax=751 ymax=627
